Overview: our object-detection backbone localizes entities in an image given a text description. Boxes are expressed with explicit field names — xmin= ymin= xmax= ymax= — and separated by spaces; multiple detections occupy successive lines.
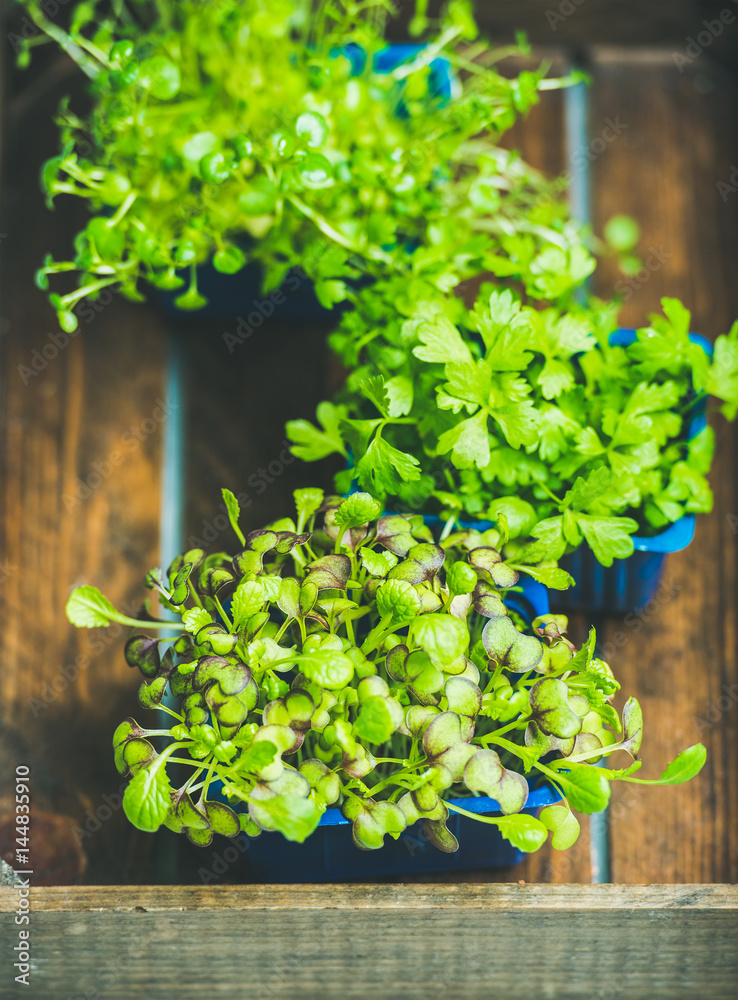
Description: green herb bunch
xmin=66 ymin=489 xmax=704 ymax=853
xmin=21 ymin=0 xmax=584 ymax=331
xmin=290 ymin=291 xmax=738 ymax=566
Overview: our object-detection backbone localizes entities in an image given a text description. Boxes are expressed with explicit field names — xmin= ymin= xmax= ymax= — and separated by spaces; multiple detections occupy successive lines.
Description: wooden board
xmin=0 ymin=49 xmax=168 ymax=885
xmin=588 ymin=47 xmax=738 ymax=883
xmin=1 ymin=884 xmax=737 ymax=999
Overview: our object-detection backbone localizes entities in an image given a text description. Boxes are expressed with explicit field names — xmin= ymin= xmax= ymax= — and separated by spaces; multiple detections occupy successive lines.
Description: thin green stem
xmin=156 ymin=704 xmax=184 ymax=721
xmin=213 ymin=596 xmax=233 ymax=631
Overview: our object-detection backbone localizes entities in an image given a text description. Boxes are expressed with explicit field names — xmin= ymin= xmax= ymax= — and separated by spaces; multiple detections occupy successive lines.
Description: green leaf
xmin=537 ymin=358 xmax=574 ymax=400
xmin=354 ymin=695 xmax=394 ymax=744
xmin=334 ymin=492 xmax=382 ymax=529
xmin=294 ymin=487 xmax=324 ymax=524
xmin=356 ymin=436 xmax=422 ymax=495
xmin=222 ymin=488 xmax=246 ymax=546
xmin=576 ymin=514 xmax=638 ymax=566
xmin=287 ymin=402 xmax=346 ymax=461
xmin=622 ymin=696 xmax=643 ymax=755
xmin=295 ymin=111 xmax=329 ymax=148
xmin=494 ymin=813 xmax=548 ymax=853
xmin=604 ymin=215 xmax=640 ymax=252
xmin=706 ymin=322 xmax=738 ymax=418
xmin=487 ymin=497 xmax=538 ymax=539
xmin=232 ymin=580 xmax=266 ymax=630
xmin=66 ymin=585 xmax=122 ymax=628
xmin=385 ymin=375 xmax=413 ymax=417
xmin=563 ymin=466 xmax=613 ymax=512
xmin=437 ymin=411 xmax=490 ymax=469
xmin=412 ymin=613 xmax=469 ymax=666
xmin=255 ymin=794 xmax=321 ymax=842
xmin=299 ymin=650 xmax=355 ymax=690
xmin=314 ymin=279 xmax=347 ymax=308
xmin=412 ymin=314 xmax=472 ymax=366
xmin=482 ymin=616 xmax=546 ymax=672
xmin=138 ymin=57 xmax=181 ymax=100
xmin=213 ymin=246 xmax=246 ymax=273
xmin=123 ymin=764 xmax=172 ymax=833
xmin=232 ymin=740 xmax=278 ymax=775
xmin=360 ymin=547 xmax=398 ymax=577
xmin=182 ymin=131 xmax=219 ymax=164
xmin=375 ymin=579 xmax=422 ymax=624
xmin=530 ymin=677 xmax=582 ymax=739
xmin=625 ymin=744 xmax=706 ymax=786
xmin=539 ymin=803 xmax=580 ymax=849
xmin=519 ymin=564 xmax=574 ymax=590
xmin=182 ymin=608 xmax=214 ymax=635
xmin=359 ymin=375 xmax=389 ymax=417
xmin=551 ymin=765 xmax=611 ymax=814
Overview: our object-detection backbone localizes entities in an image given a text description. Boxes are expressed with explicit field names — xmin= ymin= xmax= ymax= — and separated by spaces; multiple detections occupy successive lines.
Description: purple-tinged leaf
xmin=423 ymin=817 xmax=459 ymax=853
xmin=463 ymin=749 xmax=529 ymax=814
xmin=482 ymin=616 xmax=547 ymax=672
xmin=194 ymin=655 xmax=252 ymax=696
xmin=376 ymin=514 xmax=416 ymax=556
xmin=473 ymin=580 xmax=507 ymax=619
xmin=621 ymin=696 xmax=643 ymax=756
xmin=306 ymin=554 xmax=351 ymax=590
xmin=124 ymin=636 xmax=161 ymax=678
xmin=529 ymin=677 xmax=583 ymax=739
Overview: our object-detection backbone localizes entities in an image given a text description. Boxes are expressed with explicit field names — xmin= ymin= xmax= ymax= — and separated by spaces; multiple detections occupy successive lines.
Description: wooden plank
xmin=0 ymin=58 xmax=168 ymax=885
xmin=393 ymin=0 xmax=737 ymax=62
xmin=1 ymin=885 xmax=736 ymax=999
xmin=588 ymin=48 xmax=738 ymax=882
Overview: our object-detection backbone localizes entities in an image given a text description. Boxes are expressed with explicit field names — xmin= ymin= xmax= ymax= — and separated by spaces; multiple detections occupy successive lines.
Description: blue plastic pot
xmin=242 ymin=785 xmax=560 ymax=882
xmin=218 ymin=574 xmax=555 ymax=881
xmin=155 ymin=44 xmax=454 ymax=323
xmin=553 ymin=329 xmax=713 ymax=614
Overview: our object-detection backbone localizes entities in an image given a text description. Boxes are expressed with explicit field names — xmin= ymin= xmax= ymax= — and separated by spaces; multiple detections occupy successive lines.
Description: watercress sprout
xmin=67 ymin=489 xmax=706 ymax=854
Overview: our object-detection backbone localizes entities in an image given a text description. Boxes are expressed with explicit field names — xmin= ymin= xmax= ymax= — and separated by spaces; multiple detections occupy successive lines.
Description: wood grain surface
xmin=1 ymin=884 xmax=737 ymax=999
xmin=0 ymin=4 xmax=736 ymax=889
xmin=0 ymin=47 xmax=168 ymax=884
xmin=589 ymin=48 xmax=738 ymax=883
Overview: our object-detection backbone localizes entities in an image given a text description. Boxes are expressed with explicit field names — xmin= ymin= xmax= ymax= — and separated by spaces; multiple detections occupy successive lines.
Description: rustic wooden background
xmin=0 ymin=0 xmax=735 ymax=887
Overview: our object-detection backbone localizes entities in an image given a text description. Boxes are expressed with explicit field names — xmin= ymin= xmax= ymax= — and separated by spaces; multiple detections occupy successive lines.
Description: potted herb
xmin=290 ymin=287 xmax=738 ymax=611
xmin=19 ymin=0 xmax=583 ymax=331
xmin=66 ymin=489 xmax=705 ymax=878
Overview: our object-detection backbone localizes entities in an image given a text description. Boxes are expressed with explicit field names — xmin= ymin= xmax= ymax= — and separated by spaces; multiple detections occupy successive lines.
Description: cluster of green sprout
xmin=67 ymin=490 xmax=705 ymax=853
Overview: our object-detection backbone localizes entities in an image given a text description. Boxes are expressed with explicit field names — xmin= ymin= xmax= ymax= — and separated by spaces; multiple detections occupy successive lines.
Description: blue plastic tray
xmin=554 ymin=329 xmax=713 ymax=613
xmin=242 ymin=785 xmax=559 ymax=882
xmin=217 ymin=575 xmax=553 ymax=881
xmin=155 ymin=44 xmax=454 ymax=323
